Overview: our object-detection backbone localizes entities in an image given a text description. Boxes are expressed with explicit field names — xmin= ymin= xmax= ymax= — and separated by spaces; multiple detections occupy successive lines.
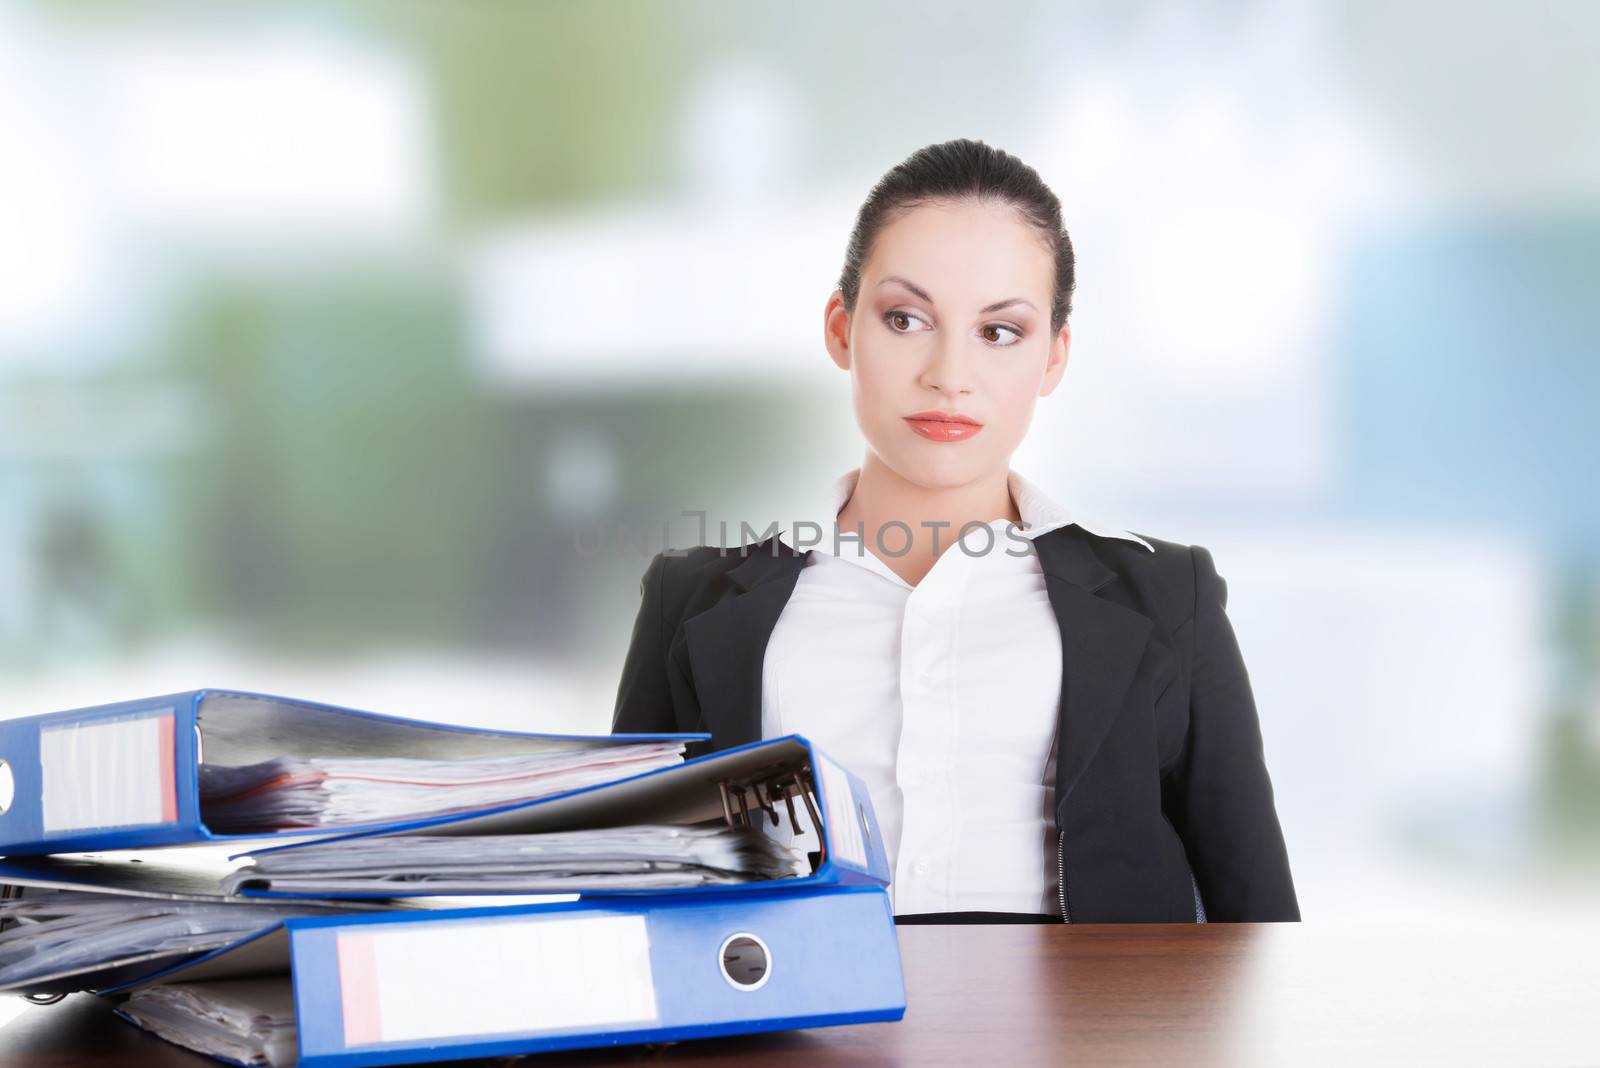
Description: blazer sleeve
xmin=1169 ymin=544 xmax=1302 ymax=922
xmin=611 ymin=550 xmax=678 ymax=735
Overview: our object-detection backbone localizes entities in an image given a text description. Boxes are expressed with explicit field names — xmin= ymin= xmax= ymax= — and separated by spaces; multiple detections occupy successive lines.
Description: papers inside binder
xmin=197 ymin=743 xmax=686 ymax=833
xmin=221 ymin=824 xmax=809 ymax=896
xmin=0 ymin=890 xmax=365 ymax=995
xmin=119 ymin=978 xmax=298 ymax=1067
xmin=226 ymin=736 xmax=884 ymax=896
xmin=177 ymin=690 xmax=693 ymax=835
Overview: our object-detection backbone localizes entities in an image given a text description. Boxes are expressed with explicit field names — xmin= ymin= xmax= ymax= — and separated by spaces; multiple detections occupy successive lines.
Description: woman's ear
xmin=823 ymin=290 xmax=852 ymax=370
xmin=1038 ymin=321 xmax=1070 ymax=397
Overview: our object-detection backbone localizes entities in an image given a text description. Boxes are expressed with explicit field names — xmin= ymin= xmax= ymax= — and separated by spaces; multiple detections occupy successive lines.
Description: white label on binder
xmin=337 ymin=913 xmax=658 ymax=1046
xmin=40 ymin=710 xmax=177 ymax=832
xmin=816 ymin=753 xmax=867 ymax=869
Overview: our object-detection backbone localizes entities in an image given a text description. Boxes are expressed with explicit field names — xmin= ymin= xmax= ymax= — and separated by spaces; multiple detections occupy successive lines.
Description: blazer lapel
xmin=1033 ymin=528 xmax=1156 ymax=804
xmin=679 ymin=540 xmax=807 ymax=751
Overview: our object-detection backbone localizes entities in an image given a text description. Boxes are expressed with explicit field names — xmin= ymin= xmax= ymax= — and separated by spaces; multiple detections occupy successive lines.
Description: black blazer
xmin=610 ymin=525 xmax=1301 ymax=924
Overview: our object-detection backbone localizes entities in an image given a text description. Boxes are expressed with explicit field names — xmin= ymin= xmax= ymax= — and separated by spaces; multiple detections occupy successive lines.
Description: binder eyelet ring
xmin=718 ymin=932 xmax=772 ymax=992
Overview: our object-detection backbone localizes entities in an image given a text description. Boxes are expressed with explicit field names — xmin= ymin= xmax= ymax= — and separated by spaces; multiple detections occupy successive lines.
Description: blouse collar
xmin=779 ymin=466 xmax=1154 ymax=556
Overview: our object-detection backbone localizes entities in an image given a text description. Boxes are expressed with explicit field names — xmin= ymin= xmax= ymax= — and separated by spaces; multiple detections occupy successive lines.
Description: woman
xmin=612 ymin=138 xmax=1300 ymax=925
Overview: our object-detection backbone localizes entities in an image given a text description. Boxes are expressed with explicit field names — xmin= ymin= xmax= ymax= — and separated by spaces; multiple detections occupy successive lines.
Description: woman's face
xmin=824 ymin=198 xmax=1069 ymax=490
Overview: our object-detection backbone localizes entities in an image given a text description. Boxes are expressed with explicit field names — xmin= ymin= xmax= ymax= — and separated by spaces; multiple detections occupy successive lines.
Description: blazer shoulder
xmin=649 ymin=538 xmax=800 ymax=621
xmin=1082 ymin=527 xmax=1207 ymax=630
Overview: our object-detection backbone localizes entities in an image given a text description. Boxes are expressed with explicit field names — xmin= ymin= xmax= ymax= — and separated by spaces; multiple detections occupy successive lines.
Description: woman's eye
xmin=983 ymin=324 xmax=1023 ymax=347
xmin=883 ymin=310 xmax=931 ymax=334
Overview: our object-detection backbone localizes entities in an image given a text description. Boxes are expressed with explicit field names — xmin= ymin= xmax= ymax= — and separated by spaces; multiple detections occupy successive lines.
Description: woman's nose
xmin=919 ymin=338 xmax=976 ymax=397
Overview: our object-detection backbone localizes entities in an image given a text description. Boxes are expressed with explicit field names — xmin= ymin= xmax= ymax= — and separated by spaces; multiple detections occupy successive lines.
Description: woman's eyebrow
xmin=877 ymin=275 xmax=1037 ymax=315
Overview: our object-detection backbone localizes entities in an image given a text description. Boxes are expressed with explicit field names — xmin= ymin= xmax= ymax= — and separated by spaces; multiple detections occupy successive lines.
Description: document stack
xmin=0 ymin=687 xmax=905 ymax=1064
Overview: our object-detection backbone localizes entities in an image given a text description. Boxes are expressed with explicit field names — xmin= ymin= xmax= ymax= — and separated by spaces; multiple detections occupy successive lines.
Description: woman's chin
xmin=874 ymin=445 xmax=1003 ymax=488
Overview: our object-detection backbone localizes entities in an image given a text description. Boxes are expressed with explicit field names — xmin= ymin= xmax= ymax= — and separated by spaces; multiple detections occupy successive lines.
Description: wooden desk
xmin=2 ymin=919 xmax=1595 ymax=1066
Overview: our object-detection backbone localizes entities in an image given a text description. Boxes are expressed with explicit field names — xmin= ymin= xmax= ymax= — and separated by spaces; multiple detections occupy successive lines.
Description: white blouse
xmin=761 ymin=467 xmax=1154 ymax=916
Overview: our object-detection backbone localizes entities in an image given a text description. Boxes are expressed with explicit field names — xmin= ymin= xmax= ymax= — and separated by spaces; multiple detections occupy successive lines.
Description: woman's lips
xmin=904 ymin=410 xmax=984 ymax=442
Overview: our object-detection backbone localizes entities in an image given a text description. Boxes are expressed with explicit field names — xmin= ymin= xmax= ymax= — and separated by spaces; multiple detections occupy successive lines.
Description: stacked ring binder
xmin=0 ymin=688 xmax=906 ymax=1065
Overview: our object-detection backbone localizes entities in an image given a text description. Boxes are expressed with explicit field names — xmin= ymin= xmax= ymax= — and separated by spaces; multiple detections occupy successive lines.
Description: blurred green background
xmin=1 ymin=0 xmax=1596 ymax=927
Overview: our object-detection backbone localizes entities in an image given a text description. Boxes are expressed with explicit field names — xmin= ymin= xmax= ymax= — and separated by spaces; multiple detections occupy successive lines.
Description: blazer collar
xmin=682 ymin=525 xmax=1155 ymax=811
xmin=724 ymin=537 xmax=807 ymax=592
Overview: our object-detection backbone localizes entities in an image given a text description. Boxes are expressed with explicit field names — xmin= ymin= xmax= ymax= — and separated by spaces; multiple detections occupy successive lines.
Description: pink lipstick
xmin=904 ymin=409 xmax=984 ymax=442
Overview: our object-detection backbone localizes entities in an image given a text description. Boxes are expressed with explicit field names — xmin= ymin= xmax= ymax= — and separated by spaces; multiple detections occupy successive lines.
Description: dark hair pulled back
xmin=837 ymin=138 xmax=1077 ymax=336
